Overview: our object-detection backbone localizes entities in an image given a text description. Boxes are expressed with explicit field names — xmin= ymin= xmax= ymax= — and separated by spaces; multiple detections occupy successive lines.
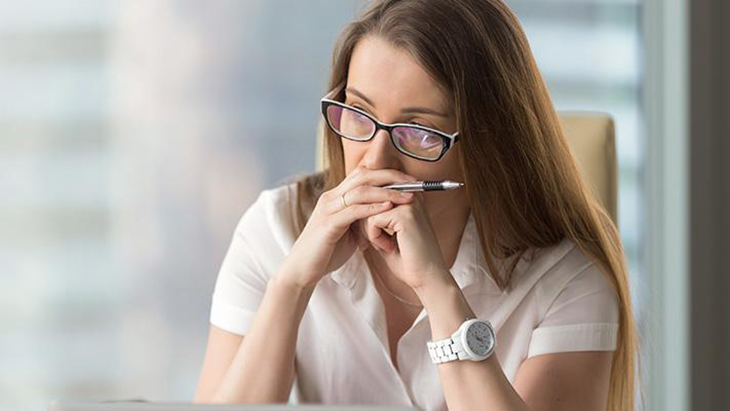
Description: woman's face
xmin=342 ymin=35 xmax=468 ymax=217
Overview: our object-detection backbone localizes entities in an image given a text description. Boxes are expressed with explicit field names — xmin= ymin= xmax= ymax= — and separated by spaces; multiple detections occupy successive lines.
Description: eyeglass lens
xmin=326 ymin=104 xmax=445 ymax=160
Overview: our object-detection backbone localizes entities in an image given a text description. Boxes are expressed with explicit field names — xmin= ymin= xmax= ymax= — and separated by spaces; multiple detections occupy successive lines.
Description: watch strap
xmin=427 ymin=335 xmax=465 ymax=363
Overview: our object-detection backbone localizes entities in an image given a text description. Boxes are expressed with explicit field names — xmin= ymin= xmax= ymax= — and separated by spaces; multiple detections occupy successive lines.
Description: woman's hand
xmin=359 ymin=191 xmax=450 ymax=290
xmin=279 ymin=166 xmax=418 ymax=289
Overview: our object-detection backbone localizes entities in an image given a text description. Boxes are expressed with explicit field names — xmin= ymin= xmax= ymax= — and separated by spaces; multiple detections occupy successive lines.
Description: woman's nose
xmin=362 ymin=129 xmax=399 ymax=169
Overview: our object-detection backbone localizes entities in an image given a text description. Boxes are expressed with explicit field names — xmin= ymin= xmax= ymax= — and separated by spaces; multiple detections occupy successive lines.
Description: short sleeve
xmin=527 ymin=260 xmax=620 ymax=358
xmin=209 ymin=189 xmax=284 ymax=336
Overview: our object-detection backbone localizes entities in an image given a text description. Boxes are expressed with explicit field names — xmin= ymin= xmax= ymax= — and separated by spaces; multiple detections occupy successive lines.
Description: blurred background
xmin=1 ymin=1 xmax=727 ymax=410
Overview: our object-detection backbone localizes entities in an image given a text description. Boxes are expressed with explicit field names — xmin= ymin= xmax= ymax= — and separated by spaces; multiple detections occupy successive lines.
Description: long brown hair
xmin=290 ymin=1 xmax=639 ymax=409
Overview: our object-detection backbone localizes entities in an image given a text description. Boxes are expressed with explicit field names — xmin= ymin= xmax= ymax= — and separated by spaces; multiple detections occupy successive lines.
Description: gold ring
xmin=340 ymin=193 xmax=348 ymax=210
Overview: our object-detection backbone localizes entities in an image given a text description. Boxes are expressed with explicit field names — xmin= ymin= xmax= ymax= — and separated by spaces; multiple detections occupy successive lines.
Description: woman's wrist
xmin=274 ymin=257 xmax=321 ymax=293
xmin=270 ymin=260 xmax=319 ymax=305
xmin=269 ymin=273 xmax=316 ymax=297
xmin=413 ymin=268 xmax=458 ymax=305
xmin=414 ymin=270 xmax=476 ymax=340
xmin=265 ymin=275 xmax=316 ymax=327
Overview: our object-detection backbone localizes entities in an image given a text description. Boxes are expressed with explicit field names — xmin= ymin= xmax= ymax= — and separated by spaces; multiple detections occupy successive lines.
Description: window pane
xmin=0 ymin=1 xmax=646 ymax=410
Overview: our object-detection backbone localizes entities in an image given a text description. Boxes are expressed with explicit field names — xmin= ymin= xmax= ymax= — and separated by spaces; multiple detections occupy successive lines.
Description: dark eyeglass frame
xmin=319 ymin=92 xmax=460 ymax=162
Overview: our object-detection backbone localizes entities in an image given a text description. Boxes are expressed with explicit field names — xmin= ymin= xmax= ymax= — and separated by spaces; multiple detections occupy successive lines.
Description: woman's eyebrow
xmin=345 ymin=87 xmax=450 ymax=117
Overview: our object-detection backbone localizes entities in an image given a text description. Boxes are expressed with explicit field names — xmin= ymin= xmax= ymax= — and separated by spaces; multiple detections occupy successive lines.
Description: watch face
xmin=465 ymin=321 xmax=495 ymax=357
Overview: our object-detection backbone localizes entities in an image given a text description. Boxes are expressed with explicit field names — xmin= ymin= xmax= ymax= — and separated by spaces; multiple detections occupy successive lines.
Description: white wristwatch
xmin=427 ymin=318 xmax=496 ymax=364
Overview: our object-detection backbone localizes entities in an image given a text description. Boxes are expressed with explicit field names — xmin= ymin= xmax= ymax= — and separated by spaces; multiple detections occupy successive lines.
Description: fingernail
xmin=400 ymin=192 xmax=413 ymax=198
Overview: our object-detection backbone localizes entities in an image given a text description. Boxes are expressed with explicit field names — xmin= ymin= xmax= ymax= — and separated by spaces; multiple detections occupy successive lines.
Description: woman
xmin=194 ymin=0 xmax=638 ymax=410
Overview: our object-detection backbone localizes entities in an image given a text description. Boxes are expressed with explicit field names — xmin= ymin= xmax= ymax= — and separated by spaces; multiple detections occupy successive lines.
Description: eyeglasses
xmin=320 ymin=94 xmax=460 ymax=162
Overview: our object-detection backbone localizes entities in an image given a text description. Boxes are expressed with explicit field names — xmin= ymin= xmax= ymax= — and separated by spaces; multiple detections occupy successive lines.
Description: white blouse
xmin=209 ymin=182 xmax=619 ymax=411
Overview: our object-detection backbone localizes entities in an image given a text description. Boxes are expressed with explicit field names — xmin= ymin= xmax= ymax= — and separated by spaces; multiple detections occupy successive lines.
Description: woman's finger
xmin=339 ymin=185 xmax=413 ymax=211
xmin=333 ymin=166 xmax=417 ymax=198
xmin=365 ymin=209 xmax=398 ymax=252
xmin=327 ymin=200 xmax=394 ymax=234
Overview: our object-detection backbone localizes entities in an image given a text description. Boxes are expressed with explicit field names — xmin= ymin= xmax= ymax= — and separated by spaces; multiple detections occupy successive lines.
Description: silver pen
xmin=381 ymin=180 xmax=465 ymax=192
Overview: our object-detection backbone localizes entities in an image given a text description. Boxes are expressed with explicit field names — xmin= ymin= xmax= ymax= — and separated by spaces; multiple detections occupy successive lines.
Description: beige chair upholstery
xmin=316 ymin=111 xmax=617 ymax=223
xmin=557 ymin=112 xmax=617 ymax=224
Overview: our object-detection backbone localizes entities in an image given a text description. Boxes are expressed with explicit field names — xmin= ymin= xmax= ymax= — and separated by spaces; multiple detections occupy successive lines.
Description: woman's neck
xmin=431 ymin=204 xmax=471 ymax=270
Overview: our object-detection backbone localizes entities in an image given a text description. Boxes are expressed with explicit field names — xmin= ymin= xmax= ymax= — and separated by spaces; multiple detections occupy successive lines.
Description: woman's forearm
xmin=415 ymin=272 xmax=531 ymax=411
xmin=210 ymin=261 xmax=315 ymax=403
